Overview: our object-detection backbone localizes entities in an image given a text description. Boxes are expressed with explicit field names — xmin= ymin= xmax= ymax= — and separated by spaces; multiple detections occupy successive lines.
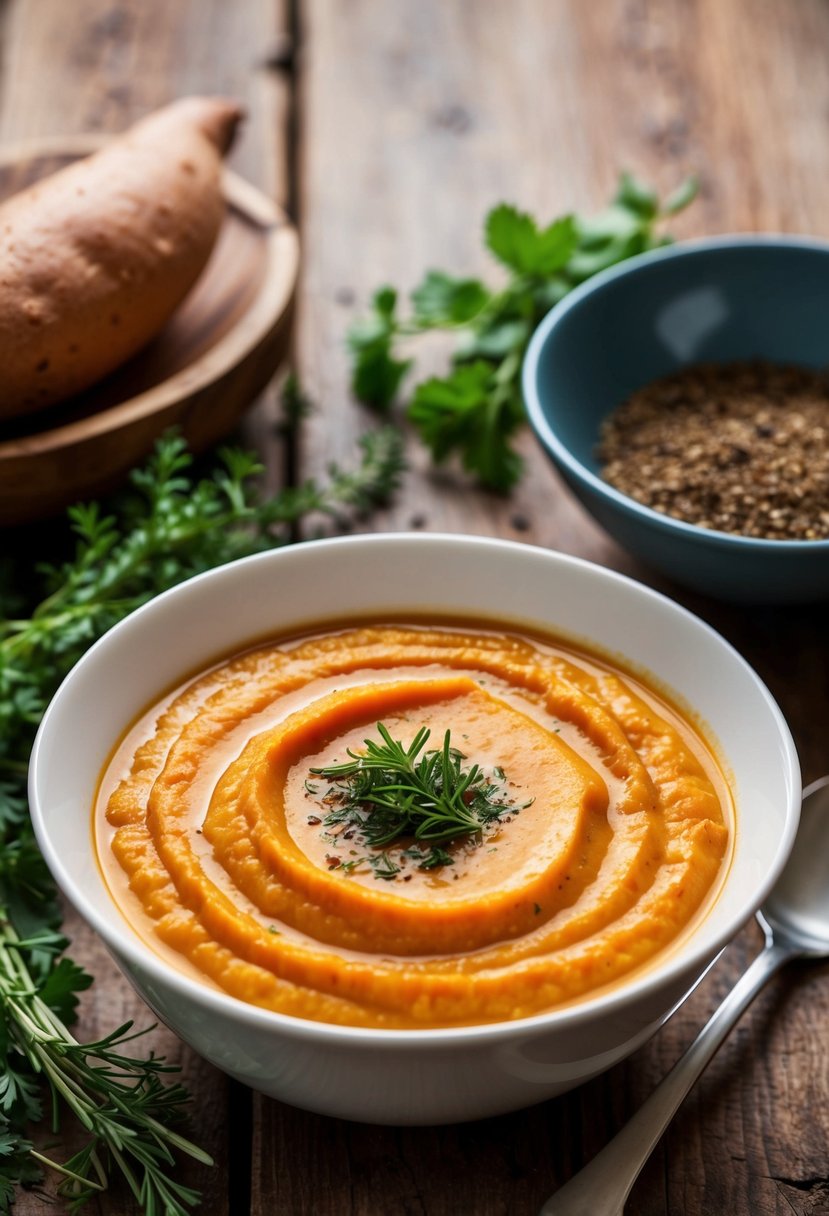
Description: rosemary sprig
xmin=311 ymin=723 xmax=528 ymax=867
xmin=0 ymin=914 xmax=210 ymax=1216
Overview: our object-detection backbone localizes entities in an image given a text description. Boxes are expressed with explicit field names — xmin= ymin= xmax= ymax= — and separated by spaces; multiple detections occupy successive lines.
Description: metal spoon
xmin=538 ymin=775 xmax=829 ymax=1216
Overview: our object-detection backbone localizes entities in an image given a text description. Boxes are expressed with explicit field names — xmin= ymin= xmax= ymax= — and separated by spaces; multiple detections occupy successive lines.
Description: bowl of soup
xmin=29 ymin=534 xmax=800 ymax=1123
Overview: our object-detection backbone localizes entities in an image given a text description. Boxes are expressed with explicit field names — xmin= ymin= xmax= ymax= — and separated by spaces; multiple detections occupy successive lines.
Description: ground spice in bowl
xmin=597 ymin=360 xmax=829 ymax=539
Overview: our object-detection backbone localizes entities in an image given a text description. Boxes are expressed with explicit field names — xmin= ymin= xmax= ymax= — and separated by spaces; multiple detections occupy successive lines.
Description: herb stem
xmin=27 ymin=1150 xmax=106 ymax=1192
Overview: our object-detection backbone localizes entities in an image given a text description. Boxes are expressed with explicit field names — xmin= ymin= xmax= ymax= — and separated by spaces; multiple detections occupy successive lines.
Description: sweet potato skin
xmin=0 ymin=96 xmax=243 ymax=421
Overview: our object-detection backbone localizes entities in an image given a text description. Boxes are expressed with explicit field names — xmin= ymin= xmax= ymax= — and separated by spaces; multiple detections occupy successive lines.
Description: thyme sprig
xmin=312 ymin=723 xmax=528 ymax=870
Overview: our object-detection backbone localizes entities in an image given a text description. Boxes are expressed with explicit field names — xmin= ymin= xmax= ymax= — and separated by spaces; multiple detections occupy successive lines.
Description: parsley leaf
xmin=409 ymin=363 xmax=496 ymax=461
xmin=0 ymin=1052 xmax=43 ymax=1127
xmin=613 ymin=170 xmax=660 ymax=220
xmin=348 ymin=174 xmax=697 ymax=489
xmin=410 ymin=271 xmax=490 ymax=326
xmin=0 ymin=1119 xmax=39 ymax=1211
xmin=485 ymin=206 xmax=577 ymax=276
xmin=347 ymin=286 xmax=412 ymax=410
xmin=38 ymin=957 xmax=94 ymax=1024
xmin=410 ymin=361 xmax=524 ymax=491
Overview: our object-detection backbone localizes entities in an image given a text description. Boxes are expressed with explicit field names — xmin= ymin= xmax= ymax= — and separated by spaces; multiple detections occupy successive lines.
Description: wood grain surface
xmin=3 ymin=1 xmax=829 ymax=1214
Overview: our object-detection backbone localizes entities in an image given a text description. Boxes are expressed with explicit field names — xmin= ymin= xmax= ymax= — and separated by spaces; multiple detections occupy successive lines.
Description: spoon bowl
xmin=759 ymin=775 xmax=829 ymax=955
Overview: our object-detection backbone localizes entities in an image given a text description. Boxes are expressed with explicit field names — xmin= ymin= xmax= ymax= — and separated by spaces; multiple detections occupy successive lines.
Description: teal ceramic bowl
xmin=523 ymin=236 xmax=829 ymax=603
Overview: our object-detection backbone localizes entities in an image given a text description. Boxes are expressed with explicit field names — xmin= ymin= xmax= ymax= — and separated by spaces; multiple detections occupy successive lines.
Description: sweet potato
xmin=0 ymin=96 xmax=243 ymax=421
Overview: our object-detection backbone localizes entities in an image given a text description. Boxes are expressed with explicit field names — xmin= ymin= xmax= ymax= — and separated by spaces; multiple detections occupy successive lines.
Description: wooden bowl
xmin=0 ymin=138 xmax=299 ymax=525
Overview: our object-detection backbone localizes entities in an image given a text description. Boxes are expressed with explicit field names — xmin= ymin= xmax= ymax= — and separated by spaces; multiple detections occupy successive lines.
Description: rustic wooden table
xmin=5 ymin=1 xmax=829 ymax=1212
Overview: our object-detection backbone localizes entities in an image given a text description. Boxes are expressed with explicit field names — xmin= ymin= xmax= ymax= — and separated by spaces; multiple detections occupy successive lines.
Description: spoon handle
xmin=538 ymin=940 xmax=795 ymax=1216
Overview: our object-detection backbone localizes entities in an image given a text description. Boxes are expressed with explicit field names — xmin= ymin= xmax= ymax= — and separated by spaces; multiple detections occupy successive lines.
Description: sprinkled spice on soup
xmin=96 ymin=620 xmax=731 ymax=1029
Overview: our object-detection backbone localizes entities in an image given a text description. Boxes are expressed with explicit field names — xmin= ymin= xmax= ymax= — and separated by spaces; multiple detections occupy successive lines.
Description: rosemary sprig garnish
xmin=311 ymin=723 xmax=529 ymax=875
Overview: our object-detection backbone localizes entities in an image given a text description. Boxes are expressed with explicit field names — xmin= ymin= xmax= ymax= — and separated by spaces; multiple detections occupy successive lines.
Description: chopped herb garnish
xmin=309 ymin=723 xmax=530 ymax=880
xmin=401 ymin=845 xmax=455 ymax=871
xmin=369 ymin=852 xmax=401 ymax=881
xmin=312 ymin=723 xmax=521 ymax=844
xmin=336 ymin=858 xmax=363 ymax=875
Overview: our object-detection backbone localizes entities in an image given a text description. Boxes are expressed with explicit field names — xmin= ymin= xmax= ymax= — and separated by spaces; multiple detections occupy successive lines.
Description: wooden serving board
xmin=0 ymin=138 xmax=299 ymax=525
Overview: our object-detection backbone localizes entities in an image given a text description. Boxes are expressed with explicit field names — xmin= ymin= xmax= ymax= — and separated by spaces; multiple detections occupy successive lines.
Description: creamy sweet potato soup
xmin=95 ymin=619 xmax=732 ymax=1029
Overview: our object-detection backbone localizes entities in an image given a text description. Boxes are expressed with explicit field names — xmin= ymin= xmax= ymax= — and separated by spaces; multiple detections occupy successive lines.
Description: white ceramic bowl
xmin=29 ymin=535 xmax=800 ymax=1125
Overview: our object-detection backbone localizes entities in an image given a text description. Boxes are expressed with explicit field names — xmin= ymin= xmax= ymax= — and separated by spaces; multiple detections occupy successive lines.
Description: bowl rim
xmin=522 ymin=232 xmax=829 ymax=551
xmin=29 ymin=533 xmax=802 ymax=1048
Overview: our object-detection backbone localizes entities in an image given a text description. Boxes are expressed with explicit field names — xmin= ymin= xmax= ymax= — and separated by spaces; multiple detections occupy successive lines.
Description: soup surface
xmin=96 ymin=620 xmax=731 ymax=1028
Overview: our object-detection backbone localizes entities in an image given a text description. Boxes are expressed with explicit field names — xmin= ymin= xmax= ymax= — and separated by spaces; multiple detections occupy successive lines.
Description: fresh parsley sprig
xmin=312 ymin=723 xmax=528 ymax=871
xmin=0 ymin=418 xmax=404 ymax=1211
xmin=348 ymin=172 xmax=697 ymax=490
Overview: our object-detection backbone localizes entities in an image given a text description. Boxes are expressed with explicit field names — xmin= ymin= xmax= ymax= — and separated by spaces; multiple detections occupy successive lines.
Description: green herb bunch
xmin=311 ymin=722 xmax=529 ymax=880
xmin=348 ymin=173 xmax=697 ymax=490
xmin=0 ymin=421 xmax=404 ymax=1213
